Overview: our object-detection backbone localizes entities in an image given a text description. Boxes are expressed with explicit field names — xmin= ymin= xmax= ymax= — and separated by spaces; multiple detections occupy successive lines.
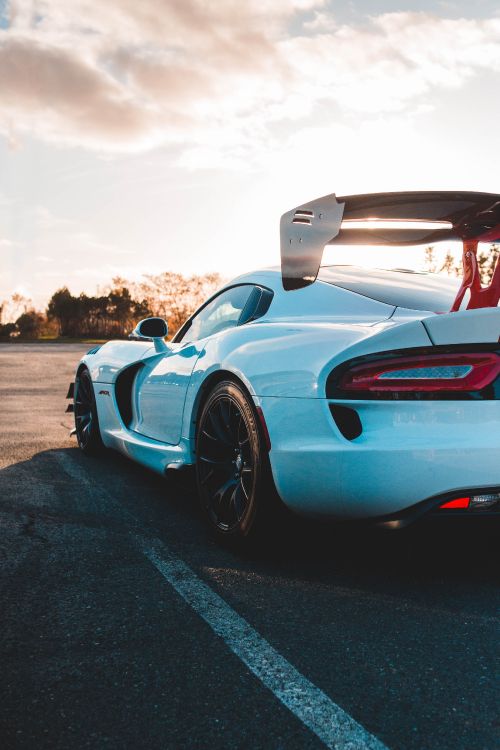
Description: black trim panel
xmin=115 ymin=362 xmax=144 ymax=428
xmin=329 ymin=404 xmax=363 ymax=440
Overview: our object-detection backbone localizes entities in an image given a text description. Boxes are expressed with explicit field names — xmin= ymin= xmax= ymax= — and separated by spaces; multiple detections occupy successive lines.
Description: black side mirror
xmin=130 ymin=317 xmax=168 ymax=352
xmin=136 ymin=317 xmax=168 ymax=339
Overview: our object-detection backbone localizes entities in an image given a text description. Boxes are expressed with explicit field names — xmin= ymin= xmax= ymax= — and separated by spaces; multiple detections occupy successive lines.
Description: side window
xmin=179 ymin=285 xmax=255 ymax=343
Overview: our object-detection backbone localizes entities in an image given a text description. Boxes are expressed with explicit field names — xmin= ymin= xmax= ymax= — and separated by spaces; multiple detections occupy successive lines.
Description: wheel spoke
xmin=228 ymin=403 xmax=241 ymax=435
xmin=213 ymin=476 xmax=236 ymax=501
xmin=207 ymin=407 xmax=232 ymax=447
xmin=213 ymin=477 xmax=237 ymax=521
xmin=218 ymin=398 xmax=232 ymax=436
xmin=199 ymin=456 xmax=233 ymax=468
xmin=199 ymin=469 xmax=214 ymax=487
xmin=219 ymin=482 xmax=239 ymax=525
xmin=233 ymin=483 xmax=246 ymax=519
xmin=201 ymin=428 xmax=218 ymax=443
xmin=240 ymin=476 xmax=250 ymax=500
xmin=226 ymin=485 xmax=240 ymax=526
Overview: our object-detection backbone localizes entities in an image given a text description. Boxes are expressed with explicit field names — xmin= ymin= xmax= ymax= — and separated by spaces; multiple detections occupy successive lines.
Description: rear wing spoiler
xmin=280 ymin=191 xmax=500 ymax=310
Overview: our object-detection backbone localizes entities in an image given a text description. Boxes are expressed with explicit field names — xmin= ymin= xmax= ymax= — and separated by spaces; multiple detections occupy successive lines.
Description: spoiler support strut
xmin=451 ymin=240 xmax=500 ymax=311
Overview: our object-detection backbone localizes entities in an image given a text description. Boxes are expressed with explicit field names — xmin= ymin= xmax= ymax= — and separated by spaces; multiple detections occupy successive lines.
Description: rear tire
xmin=196 ymin=380 xmax=279 ymax=547
xmin=74 ymin=368 xmax=104 ymax=456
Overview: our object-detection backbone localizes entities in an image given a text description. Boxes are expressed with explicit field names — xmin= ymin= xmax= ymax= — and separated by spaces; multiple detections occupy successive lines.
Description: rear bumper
xmin=258 ymin=395 xmax=500 ymax=520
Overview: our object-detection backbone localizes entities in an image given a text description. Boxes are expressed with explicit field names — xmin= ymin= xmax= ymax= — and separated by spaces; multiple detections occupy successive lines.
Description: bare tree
xmin=477 ymin=243 xmax=499 ymax=285
xmin=119 ymin=272 xmax=223 ymax=336
xmin=423 ymin=244 xmax=499 ymax=285
xmin=439 ymin=250 xmax=459 ymax=277
xmin=0 ymin=293 xmax=33 ymax=323
xmin=423 ymin=246 xmax=437 ymax=273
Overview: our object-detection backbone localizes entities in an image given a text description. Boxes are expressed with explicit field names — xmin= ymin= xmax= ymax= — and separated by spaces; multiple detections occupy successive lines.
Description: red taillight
xmin=440 ymin=497 xmax=470 ymax=509
xmin=338 ymin=352 xmax=500 ymax=394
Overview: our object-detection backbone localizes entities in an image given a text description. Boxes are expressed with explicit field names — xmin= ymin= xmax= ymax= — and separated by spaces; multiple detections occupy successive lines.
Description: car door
xmin=133 ymin=284 xmax=258 ymax=444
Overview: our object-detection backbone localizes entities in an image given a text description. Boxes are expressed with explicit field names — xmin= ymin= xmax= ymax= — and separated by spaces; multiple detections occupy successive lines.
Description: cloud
xmin=0 ymin=3 xmax=500 ymax=156
xmin=281 ymin=12 xmax=500 ymax=116
xmin=1 ymin=0 xmax=317 ymax=150
xmin=0 ymin=36 xmax=157 ymax=149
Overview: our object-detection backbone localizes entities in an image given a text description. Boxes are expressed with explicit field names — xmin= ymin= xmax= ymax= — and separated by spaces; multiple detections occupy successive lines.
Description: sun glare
xmin=322 ymin=239 xmax=463 ymax=272
xmin=340 ymin=220 xmax=453 ymax=230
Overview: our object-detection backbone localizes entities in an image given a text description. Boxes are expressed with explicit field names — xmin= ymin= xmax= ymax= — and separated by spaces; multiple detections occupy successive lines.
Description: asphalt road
xmin=0 ymin=343 xmax=499 ymax=750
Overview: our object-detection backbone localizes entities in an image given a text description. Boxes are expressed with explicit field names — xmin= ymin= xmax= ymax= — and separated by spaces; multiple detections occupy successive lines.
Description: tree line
xmin=0 ymin=272 xmax=222 ymax=340
xmin=423 ymin=243 xmax=499 ymax=281
xmin=0 ymin=245 xmax=498 ymax=341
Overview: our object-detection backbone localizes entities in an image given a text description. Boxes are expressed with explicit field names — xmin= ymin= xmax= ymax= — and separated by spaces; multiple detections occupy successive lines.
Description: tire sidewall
xmin=75 ymin=369 xmax=103 ymax=455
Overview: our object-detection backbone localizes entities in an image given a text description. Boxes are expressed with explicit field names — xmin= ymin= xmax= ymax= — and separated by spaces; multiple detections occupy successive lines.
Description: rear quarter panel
xmin=179 ymin=312 xmax=434 ymax=446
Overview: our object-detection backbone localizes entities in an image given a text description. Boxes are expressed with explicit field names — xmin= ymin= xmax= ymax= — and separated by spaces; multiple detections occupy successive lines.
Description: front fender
xmin=78 ymin=340 xmax=156 ymax=383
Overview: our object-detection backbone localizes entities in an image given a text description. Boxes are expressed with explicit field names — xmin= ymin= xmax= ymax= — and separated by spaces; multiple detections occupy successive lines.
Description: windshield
xmin=318 ymin=266 xmax=461 ymax=312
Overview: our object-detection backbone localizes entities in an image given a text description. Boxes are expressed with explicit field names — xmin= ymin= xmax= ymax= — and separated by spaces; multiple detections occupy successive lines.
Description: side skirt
xmin=104 ymin=427 xmax=194 ymax=478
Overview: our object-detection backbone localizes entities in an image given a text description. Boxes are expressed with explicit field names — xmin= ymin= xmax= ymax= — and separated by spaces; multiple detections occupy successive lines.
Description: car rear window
xmin=318 ymin=266 xmax=461 ymax=312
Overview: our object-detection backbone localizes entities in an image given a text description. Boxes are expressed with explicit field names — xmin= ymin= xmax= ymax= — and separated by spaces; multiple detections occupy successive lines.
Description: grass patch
xmin=1 ymin=337 xmax=109 ymax=344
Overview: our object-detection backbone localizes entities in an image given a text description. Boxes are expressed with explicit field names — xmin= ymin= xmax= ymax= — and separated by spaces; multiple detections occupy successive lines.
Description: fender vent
xmin=329 ymin=404 xmax=362 ymax=441
xmin=115 ymin=362 xmax=144 ymax=428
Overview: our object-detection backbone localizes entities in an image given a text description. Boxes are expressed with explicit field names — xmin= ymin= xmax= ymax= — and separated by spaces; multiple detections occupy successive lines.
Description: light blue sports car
xmin=68 ymin=191 xmax=500 ymax=545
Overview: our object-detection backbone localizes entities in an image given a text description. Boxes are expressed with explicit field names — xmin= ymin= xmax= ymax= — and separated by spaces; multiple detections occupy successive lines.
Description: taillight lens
xmin=439 ymin=494 xmax=500 ymax=510
xmin=440 ymin=497 xmax=470 ymax=509
xmin=338 ymin=352 xmax=500 ymax=394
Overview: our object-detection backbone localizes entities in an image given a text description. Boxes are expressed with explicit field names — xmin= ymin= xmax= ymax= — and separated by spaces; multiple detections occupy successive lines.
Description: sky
xmin=1 ymin=0 xmax=500 ymax=309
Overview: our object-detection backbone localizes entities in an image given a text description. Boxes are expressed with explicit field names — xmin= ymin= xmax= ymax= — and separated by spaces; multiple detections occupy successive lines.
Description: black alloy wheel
xmin=196 ymin=380 xmax=275 ymax=543
xmin=74 ymin=368 xmax=104 ymax=455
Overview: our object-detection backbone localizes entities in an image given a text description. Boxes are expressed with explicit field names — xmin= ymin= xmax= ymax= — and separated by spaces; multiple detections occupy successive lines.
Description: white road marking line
xmin=56 ymin=452 xmax=387 ymax=748
xmin=142 ymin=539 xmax=388 ymax=750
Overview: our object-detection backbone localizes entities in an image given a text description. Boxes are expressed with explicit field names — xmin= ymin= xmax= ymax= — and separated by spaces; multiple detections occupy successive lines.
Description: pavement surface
xmin=0 ymin=343 xmax=499 ymax=750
